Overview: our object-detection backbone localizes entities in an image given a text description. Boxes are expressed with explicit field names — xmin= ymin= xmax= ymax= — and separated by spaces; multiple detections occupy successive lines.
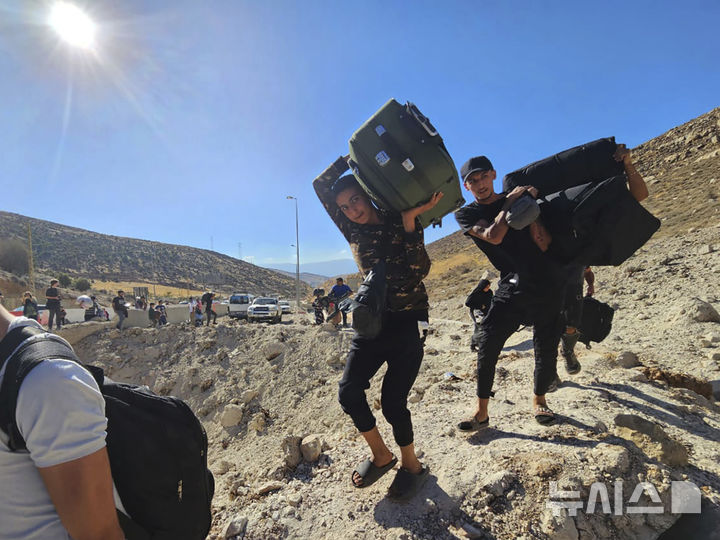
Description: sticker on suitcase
xmin=375 ymin=151 xmax=390 ymax=167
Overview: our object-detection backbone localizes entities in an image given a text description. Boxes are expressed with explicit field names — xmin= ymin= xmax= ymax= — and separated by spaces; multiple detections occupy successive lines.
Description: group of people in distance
xmin=314 ymin=143 xmax=648 ymax=501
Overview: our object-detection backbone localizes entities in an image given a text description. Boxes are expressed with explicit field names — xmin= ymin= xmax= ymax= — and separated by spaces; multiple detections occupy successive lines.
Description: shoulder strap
xmin=0 ymin=328 xmax=82 ymax=451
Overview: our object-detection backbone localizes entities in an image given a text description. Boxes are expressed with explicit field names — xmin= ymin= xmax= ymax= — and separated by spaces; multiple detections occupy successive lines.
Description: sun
xmin=48 ymin=2 xmax=97 ymax=50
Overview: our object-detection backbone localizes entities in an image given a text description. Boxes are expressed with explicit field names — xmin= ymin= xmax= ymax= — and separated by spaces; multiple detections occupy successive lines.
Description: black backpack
xmin=578 ymin=296 xmax=615 ymax=347
xmin=0 ymin=326 xmax=214 ymax=540
xmin=339 ymin=260 xmax=387 ymax=339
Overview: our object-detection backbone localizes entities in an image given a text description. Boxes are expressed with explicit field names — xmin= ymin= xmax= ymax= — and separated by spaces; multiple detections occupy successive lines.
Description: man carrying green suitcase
xmin=314 ymin=156 xmax=442 ymax=501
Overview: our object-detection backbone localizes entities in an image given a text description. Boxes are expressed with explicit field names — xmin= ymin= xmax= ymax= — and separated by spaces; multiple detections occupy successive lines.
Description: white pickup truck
xmin=227 ymin=293 xmax=254 ymax=319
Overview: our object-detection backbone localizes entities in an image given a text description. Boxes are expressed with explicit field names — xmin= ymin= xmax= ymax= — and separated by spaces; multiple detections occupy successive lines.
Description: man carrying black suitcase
xmin=314 ymin=157 xmax=442 ymax=501
xmin=454 ymin=156 xmax=567 ymax=427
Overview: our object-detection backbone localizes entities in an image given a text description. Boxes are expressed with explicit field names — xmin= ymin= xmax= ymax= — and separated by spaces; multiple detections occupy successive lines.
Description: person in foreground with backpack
xmin=314 ymin=157 xmax=443 ymax=501
xmin=454 ymin=155 xmax=568 ymax=427
xmin=0 ymin=305 xmax=124 ymax=540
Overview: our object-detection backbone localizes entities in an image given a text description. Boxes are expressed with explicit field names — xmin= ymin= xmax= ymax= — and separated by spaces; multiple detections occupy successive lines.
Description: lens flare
xmin=48 ymin=2 xmax=96 ymax=49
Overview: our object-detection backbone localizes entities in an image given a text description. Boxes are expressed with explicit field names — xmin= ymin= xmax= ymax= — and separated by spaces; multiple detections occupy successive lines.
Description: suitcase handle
xmin=406 ymin=102 xmax=438 ymax=137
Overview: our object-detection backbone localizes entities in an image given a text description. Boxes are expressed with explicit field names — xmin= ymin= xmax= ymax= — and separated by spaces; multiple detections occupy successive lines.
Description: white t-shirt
xmin=0 ymin=318 xmax=107 ymax=540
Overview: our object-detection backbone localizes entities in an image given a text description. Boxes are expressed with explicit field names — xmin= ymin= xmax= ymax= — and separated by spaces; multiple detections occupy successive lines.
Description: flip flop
xmin=534 ymin=405 xmax=556 ymax=425
xmin=457 ymin=414 xmax=490 ymax=432
xmin=351 ymin=456 xmax=397 ymax=488
xmin=387 ymin=465 xmax=430 ymax=501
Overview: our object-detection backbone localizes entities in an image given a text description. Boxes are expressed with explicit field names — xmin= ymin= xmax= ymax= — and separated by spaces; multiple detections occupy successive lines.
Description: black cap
xmin=460 ymin=156 xmax=494 ymax=181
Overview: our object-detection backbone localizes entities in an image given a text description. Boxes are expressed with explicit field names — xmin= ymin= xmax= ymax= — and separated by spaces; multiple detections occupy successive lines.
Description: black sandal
xmin=351 ymin=456 xmax=397 ymax=488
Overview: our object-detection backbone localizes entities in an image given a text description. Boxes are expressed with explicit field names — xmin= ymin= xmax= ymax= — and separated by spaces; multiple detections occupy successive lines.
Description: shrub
xmin=0 ymin=238 xmax=29 ymax=275
xmin=58 ymin=274 xmax=71 ymax=287
xmin=74 ymin=278 xmax=91 ymax=292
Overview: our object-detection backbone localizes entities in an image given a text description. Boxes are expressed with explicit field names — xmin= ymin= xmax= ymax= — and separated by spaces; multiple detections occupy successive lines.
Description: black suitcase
xmin=578 ymin=296 xmax=615 ymax=347
xmin=539 ymin=176 xmax=661 ymax=266
xmin=503 ymin=137 xmax=625 ymax=197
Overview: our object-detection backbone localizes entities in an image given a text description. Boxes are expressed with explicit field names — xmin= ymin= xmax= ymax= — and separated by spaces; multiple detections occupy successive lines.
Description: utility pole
xmin=286 ymin=196 xmax=300 ymax=314
xmin=26 ymin=224 xmax=35 ymax=295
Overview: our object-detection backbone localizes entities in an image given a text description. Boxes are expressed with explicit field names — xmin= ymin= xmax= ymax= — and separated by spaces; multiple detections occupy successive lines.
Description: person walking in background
xmin=111 ymin=290 xmax=128 ymax=331
xmin=187 ymin=297 xmax=195 ymax=323
xmin=45 ymin=279 xmax=63 ymax=331
xmin=156 ymin=300 xmax=168 ymax=326
xmin=22 ymin=292 xmax=39 ymax=321
xmin=330 ymin=278 xmax=353 ymax=327
xmin=202 ymin=291 xmax=216 ymax=326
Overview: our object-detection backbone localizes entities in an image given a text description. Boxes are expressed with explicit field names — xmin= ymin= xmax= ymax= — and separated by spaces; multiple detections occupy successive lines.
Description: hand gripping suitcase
xmin=503 ymin=137 xmax=625 ymax=197
xmin=348 ymin=99 xmax=465 ymax=228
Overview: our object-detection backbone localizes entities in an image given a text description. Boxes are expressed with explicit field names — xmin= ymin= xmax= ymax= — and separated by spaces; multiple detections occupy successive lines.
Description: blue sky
xmin=1 ymin=0 xmax=718 ymax=274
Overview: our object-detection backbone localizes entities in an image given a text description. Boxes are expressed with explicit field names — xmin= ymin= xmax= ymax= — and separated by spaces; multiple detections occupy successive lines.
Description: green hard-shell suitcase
xmin=348 ymin=99 xmax=465 ymax=228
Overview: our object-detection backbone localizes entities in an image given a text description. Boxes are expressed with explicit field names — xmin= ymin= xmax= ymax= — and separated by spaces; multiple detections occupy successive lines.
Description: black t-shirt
xmin=202 ymin=293 xmax=213 ymax=310
xmin=455 ymin=196 xmax=565 ymax=298
xmin=45 ymin=287 xmax=60 ymax=307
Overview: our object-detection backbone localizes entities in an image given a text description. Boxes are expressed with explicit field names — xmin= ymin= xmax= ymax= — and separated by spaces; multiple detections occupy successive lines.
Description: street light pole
xmin=286 ymin=196 xmax=300 ymax=314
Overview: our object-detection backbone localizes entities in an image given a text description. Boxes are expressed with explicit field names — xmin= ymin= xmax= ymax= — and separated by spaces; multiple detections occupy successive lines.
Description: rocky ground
xmin=66 ymin=225 xmax=720 ymax=540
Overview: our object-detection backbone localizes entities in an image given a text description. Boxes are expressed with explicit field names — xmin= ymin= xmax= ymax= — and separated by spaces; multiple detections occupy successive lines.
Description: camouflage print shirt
xmin=313 ymin=160 xmax=430 ymax=315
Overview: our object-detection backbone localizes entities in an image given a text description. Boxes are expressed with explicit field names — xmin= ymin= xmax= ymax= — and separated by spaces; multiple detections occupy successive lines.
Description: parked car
xmin=228 ymin=293 xmax=254 ymax=319
xmin=278 ymin=300 xmax=291 ymax=314
xmin=247 ymin=297 xmax=281 ymax=323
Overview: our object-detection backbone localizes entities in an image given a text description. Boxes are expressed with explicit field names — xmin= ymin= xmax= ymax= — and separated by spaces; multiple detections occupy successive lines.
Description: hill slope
xmin=0 ymin=212 xmax=307 ymax=297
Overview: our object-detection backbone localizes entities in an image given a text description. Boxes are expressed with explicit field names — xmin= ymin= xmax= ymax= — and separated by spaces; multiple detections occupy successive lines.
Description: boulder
xmin=300 ymin=434 xmax=324 ymax=462
xmin=223 ymin=516 xmax=248 ymax=538
xmin=614 ymin=414 xmax=688 ymax=466
xmin=240 ymin=389 xmax=259 ymax=404
xmin=685 ymin=298 xmax=720 ymax=323
xmin=481 ymin=470 xmax=516 ymax=497
xmin=541 ymin=509 xmax=579 ymax=540
xmin=220 ymin=404 xmax=245 ymax=427
xmin=248 ymin=412 xmax=267 ymax=432
xmin=263 ymin=343 xmax=284 ymax=361
xmin=281 ymin=436 xmax=302 ymax=469
xmin=616 ymin=351 xmax=640 ymax=368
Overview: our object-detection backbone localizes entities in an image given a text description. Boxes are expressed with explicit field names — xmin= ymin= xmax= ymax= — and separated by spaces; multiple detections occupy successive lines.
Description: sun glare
xmin=48 ymin=2 xmax=96 ymax=50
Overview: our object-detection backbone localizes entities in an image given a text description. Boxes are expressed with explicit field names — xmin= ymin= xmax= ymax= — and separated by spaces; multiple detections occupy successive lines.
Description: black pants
xmin=562 ymin=266 xmax=585 ymax=329
xmin=338 ymin=315 xmax=423 ymax=447
xmin=474 ymin=289 xmax=563 ymax=398
xmin=47 ymin=305 xmax=62 ymax=330
xmin=205 ymin=309 xmax=216 ymax=325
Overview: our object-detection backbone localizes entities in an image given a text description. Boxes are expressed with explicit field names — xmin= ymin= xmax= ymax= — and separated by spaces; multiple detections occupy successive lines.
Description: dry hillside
xmin=0 ymin=211 xmax=308 ymax=298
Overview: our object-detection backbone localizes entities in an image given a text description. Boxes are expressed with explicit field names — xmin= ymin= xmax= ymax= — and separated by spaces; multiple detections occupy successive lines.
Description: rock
xmin=711 ymin=380 xmax=720 ymax=401
xmin=281 ymin=436 xmax=302 ymax=468
xmin=700 ymin=339 xmax=713 ymax=348
xmin=708 ymin=351 xmax=720 ymax=361
xmin=287 ymin=493 xmax=302 ymax=507
xmin=263 ymin=343 xmax=285 ymax=361
xmin=220 ymin=404 xmax=245 ymax=427
xmin=590 ymin=443 xmax=630 ymax=475
xmin=223 ymin=516 xmax=248 ymax=538
xmin=321 ymin=323 xmax=338 ymax=332
xmin=256 ymin=482 xmax=283 ymax=495
xmin=685 ymin=298 xmax=720 ymax=323
xmin=541 ymin=508 xmax=579 ymax=540
xmin=408 ymin=390 xmax=423 ymax=404
xmin=460 ymin=522 xmax=485 ymax=539
xmin=708 ymin=333 xmax=720 ymax=343
xmin=300 ymin=434 xmax=324 ymax=462
xmin=248 ymin=412 xmax=266 ymax=432
xmin=240 ymin=389 xmax=258 ymax=404
xmin=214 ymin=460 xmax=231 ymax=475
xmin=614 ymin=414 xmax=688 ymax=466
xmin=616 ymin=351 xmax=640 ymax=368
xmin=698 ymin=244 xmax=715 ymax=255
xmin=481 ymin=470 xmax=516 ymax=497
xmin=529 ymin=458 xmax=561 ymax=478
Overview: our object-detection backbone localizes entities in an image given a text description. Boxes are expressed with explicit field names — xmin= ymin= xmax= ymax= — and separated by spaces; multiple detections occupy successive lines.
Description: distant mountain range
xmin=267 ymin=259 xmax=358 ymax=278
xmin=0 ymin=211 xmax=309 ymax=298
xmin=266 ymin=268 xmax=329 ymax=288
